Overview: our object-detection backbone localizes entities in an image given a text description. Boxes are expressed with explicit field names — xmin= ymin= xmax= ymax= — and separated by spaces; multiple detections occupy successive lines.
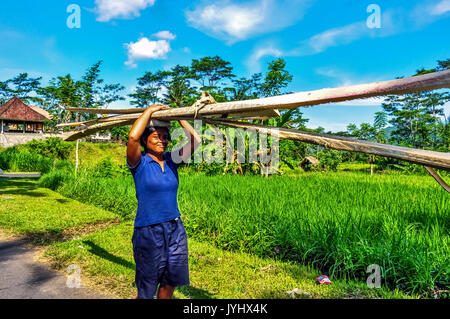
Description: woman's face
xmin=146 ymin=128 xmax=169 ymax=155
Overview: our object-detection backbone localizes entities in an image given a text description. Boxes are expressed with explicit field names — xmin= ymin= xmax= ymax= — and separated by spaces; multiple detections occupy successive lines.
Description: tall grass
xmin=46 ymin=171 xmax=137 ymax=219
xmin=39 ymin=170 xmax=449 ymax=295
xmin=0 ymin=147 xmax=54 ymax=173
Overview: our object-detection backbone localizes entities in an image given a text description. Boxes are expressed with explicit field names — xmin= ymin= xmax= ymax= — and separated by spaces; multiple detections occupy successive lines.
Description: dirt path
xmin=0 ymin=232 xmax=111 ymax=299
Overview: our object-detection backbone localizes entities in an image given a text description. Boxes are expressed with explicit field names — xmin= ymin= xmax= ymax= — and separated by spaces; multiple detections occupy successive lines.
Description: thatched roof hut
xmin=300 ymin=156 xmax=319 ymax=171
xmin=0 ymin=97 xmax=51 ymax=133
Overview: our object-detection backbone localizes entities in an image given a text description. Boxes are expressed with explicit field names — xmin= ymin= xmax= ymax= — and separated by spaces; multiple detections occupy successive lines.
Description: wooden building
xmin=0 ymin=97 xmax=51 ymax=134
xmin=300 ymin=156 xmax=319 ymax=171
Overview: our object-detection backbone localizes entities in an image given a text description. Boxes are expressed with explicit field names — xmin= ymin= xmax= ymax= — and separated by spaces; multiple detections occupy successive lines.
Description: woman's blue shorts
xmin=132 ymin=217 xmax=189 ymax=299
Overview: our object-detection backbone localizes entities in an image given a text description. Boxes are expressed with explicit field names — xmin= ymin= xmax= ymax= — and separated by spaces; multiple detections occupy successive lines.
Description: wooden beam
xmin=58 ymin=108 xmax=281 ymax=129
xmin=62 ymin=70 xmax=450 ymax=149
xmin=62 ymin=119 xmax=133 ymax=141
xmin=204 ymin=119 xmax=450 ymax=171
xmin=66 ymin=69 xmax=450 ymax=119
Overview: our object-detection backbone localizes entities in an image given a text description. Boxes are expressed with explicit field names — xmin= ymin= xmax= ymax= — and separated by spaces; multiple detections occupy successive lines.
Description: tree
xmin=229 ymin=73 xmax=262 ymax=101
xmin=109 ymin=125 xmax=130 ymax=143
xmin=129 ymin=70 xmax=167 ymax=107
xmin=382 ymin=61 xmax=448 ymax=149
xmin=274 ymin=109 xmax=310 ymax=169
xmin=346 ymin=114 xmax=390 ymax=175
xmin=79 ymin=61 xmax=125 ymax=110
xmin=0 ymin=73 xmax=42 ymax=104
xmin=40 ymin=74 xmax=82 ymax=125
xmin=260 ymin=58 xmax=293 ymax=97
xmin=436 ymin=58 xmax=450 ymax=71
xmin=37 ymin=75 xmax=79 ymax=128
xmin=79 ymin=61 xmax=103 ymax=109
xmin=190 ymin=56 xmax=234 ymax=91
xmin=161 ymin=65 xmax=197 ymax=107
xmin=0 ymin=81 xmax=10 ymax=105
xmin=373 ymin=111 xmax=388 ymax=143
xmin=39 ymin=62 xmax=125 ymax=126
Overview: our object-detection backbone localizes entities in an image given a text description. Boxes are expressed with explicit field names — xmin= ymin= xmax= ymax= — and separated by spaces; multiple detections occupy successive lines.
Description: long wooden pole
xmin=62 ymin=119 xmax=131 ymax=141
xmin=204 ymin=119 xmax=450 ymax=171
xmin=424 ymin=166 xmax=450 ymax=192
xmin=62 ymin=70 xmax=450 ymax=141
xmin=66 ymin=69 xmax=450 ymax=118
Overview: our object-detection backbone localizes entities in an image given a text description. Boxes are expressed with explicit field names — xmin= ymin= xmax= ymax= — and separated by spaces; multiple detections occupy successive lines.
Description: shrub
xmin=91 ymin=157 xmax=129 ymax=178
xmin=318 ymin=149 xmax=343 ymax=171
xmin=38 ymin=169 xmax=74 ymax=190
xmin=22 ymin=137 xmax=73 ymax=160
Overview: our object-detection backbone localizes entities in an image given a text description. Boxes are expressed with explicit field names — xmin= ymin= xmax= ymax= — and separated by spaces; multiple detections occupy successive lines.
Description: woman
xmin=127 ymin=104 xmax=201 ymax=299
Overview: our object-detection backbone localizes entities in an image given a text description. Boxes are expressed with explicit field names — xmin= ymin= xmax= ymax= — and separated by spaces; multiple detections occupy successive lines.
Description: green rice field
xmin=41 ymin=171 xmax=449 ymax=296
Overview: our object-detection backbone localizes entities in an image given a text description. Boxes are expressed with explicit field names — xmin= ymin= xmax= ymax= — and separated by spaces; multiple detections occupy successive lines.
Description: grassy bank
xmin=67 ymin=142 xmax=126 ymax=168
xmin=0 ymin=177 xmax=411 ymax=299
xmin=39 ymin=170 xmax=449 ymax=296
xmin=42 ymin=222 xmax=410 ymax=299
xmin=0 ymin=178 xmax=118 ymax=244
xmin=0 ymin=140 xmax=126 ymax=173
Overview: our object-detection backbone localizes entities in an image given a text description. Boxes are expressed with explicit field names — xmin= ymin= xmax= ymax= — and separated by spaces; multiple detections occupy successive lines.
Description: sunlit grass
xmin=0 ymin=178 xmax=116 ymax=242
xmin=42 ymin=223 xmax=412 ymax=299
xmin=42 ymin=171 xmax=449 ymax=295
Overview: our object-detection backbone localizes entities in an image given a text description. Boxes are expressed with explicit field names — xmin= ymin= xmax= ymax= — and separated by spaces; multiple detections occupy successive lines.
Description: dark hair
xmin=140 ymin=126 xmax=171 ymax=153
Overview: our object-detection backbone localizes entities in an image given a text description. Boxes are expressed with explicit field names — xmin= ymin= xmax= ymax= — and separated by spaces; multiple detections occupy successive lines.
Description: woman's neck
xmin=147 ymin=151 xmax=164 ymax=162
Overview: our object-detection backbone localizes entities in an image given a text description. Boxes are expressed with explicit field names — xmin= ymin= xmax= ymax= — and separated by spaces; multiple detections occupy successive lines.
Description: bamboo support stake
xmin=75 ymin=139 xmax=79 ymax=174
xmin=424 ymin=166 xmax=450 ymax=193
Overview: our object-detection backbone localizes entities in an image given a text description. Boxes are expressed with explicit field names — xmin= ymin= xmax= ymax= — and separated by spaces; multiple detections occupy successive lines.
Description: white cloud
xmin=315 ymin=67 xmax=386 ymax=87
xmin=125 ymin=37 xmax=170 ymax=68
xmin=429 ymin=0 xmax=450 ymax=15
xmin=95 ymin=0 xmax=155 ymax=22
xmin=245 ymin=46 xmax=283 ymax=73
xmin=315 ymin=68 xmax=358 ymax=87
xmin=304 ymin=22 xmax=367 ymax=55
xmin=245 ymin=8 xmax=402 ymax=73
xmin=185 ymin=0 xmax=312 ymax=44
xmin=152 ymin=31 xmax=176 ymax=40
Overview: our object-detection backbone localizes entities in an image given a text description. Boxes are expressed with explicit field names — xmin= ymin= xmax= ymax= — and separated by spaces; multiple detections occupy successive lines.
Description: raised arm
xmin=176 ymin=120 xmax=202 ymax=163
xmin=127 ymin=104 xmax=170 ymax=167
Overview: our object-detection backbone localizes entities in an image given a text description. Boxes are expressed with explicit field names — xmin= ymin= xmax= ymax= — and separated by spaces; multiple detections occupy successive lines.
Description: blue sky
xmin=0 ymin=0 xmax=449 ymax=131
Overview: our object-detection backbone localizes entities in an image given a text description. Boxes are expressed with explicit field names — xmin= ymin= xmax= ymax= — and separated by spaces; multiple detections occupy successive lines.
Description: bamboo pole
xmin=61 ymin=69 xmax=450 ymax=173
xmin=62 ymin=119 xmax=132 ymax=141
xmin=61 ymin=69 xmax=450 ymax=141
xmin=66 ymin=69 xmax=450 ymax=118
xmin=204 ymin=119 xmax=450 ymax=171
xmin=424 ymin=166 xmax=450 ymax=192
xmin=75 ymin=139 xmax=79 ymax=173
